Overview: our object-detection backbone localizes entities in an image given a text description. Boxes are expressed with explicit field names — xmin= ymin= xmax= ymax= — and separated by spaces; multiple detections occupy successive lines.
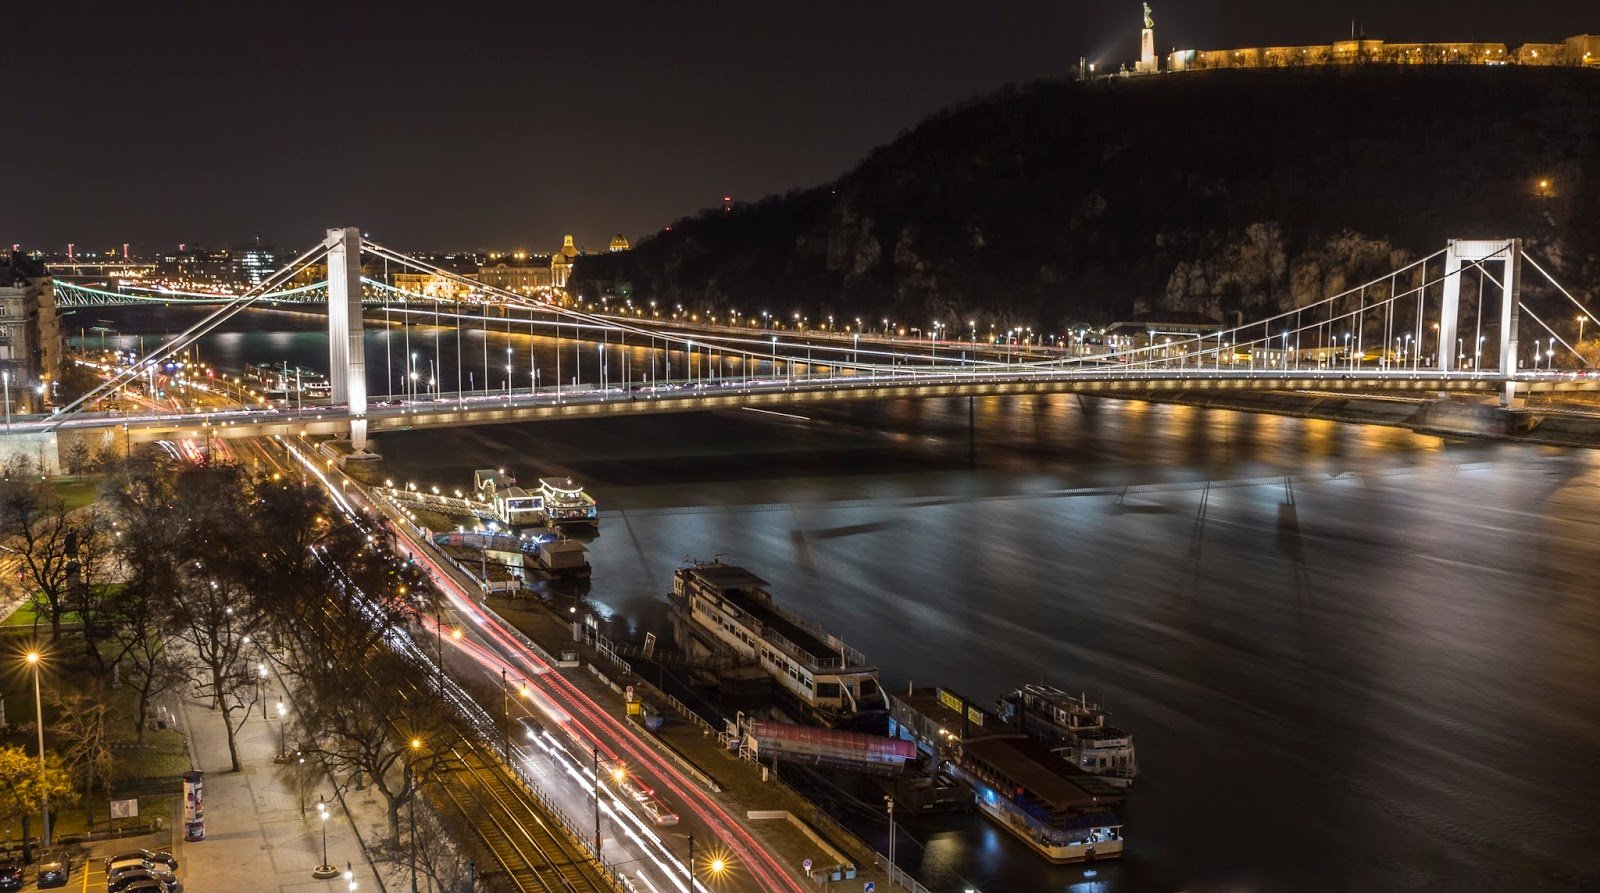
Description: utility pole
xmin=592 ymin=745 xmax=603 ymax=859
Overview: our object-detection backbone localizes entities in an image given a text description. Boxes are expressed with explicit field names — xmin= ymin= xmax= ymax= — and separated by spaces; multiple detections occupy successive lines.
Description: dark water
xmin=93 ymin=309 xmax=1600 ymax=892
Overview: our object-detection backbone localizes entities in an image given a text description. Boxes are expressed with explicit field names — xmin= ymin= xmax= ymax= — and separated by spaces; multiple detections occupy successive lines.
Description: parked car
xmin=36 ymin=854 xmax=70 ymax=887
xmin=0 ymin=856 xmax=21 ymax=892
xmin=107 ymin=861 xmax=176 ymax=888
xmin=108 ymin=850 xmax=178 ymax=871
xmin=108 ymin=869 xmax=179 ymax=893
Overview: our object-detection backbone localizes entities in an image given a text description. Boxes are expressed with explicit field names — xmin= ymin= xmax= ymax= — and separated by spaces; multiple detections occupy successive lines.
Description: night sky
xmin=5 ymin=1 xmax=1593 ymax=254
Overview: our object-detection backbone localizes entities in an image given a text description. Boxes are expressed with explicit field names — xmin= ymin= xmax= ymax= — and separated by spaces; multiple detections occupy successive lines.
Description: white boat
xmin=996 ymin=684 xmax=1138 ymax=787
xmin=539 ymin=477 xmax=598 ymax=526
xmin=670 ymin=562 xmax=886 ymax=727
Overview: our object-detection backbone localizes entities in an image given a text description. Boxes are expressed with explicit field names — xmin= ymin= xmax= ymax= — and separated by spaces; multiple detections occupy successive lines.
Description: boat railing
xmin=762 ymin=604 xmax=871 ymax=668
xmin=764 ymin=629 xmax=863 ymax=671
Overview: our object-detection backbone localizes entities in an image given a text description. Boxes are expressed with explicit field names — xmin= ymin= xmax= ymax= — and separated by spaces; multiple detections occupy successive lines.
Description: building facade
xmin=0 ymin=254 xmax=63 ymax=414
xmin=1168 ymin=34 xmax=1600 ymax=72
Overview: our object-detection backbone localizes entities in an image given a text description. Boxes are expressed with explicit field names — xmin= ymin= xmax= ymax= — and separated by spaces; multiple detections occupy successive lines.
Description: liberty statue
xmin=1143 ymin=2 xmax=1154 ymax=30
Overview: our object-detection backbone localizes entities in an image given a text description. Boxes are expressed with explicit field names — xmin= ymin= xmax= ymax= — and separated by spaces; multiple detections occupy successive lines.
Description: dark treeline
xmin=573 ymin=66 xmax=1600 ymax=334
xmin=0 ymin=454 xmax=472 ymax=889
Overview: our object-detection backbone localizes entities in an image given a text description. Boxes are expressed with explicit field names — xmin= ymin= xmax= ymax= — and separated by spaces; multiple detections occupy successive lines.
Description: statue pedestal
xmin=1136 ymin=28 xmax=1158 ymax=73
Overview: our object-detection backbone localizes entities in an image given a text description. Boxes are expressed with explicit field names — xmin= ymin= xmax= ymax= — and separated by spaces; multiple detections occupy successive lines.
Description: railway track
xmin=246 ymin=436 xmax=613 ymax=893
xmin=434 ymin=738 xmax=609 ymax=893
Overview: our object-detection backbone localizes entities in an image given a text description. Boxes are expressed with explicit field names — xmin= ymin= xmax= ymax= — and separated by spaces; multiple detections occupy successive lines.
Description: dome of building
xmin=608 ymin=234 xmax=630 ymax=252
xmin=559 ymin=234 xmax=579 ymax=259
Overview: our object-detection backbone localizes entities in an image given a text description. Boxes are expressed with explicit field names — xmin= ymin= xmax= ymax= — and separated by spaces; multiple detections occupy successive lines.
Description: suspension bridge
xmin=16 ymin=228 xmax=1600 ymax=467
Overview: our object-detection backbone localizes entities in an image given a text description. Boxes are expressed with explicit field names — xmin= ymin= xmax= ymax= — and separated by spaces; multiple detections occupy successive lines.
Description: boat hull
xmin=973 ymin=796 xmax=1125 ymax=864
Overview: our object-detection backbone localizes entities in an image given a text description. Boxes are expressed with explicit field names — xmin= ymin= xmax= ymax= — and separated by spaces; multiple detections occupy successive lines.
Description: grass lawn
xmin=0 ymin=634 xmax=189 ymax=840
xmin=0 ymin=601 xmax=83 ymax=630
xmin=49 ymin=782 xmax=177 ymax=839
xmin=49 ymin=477 xmax=103 ymax=510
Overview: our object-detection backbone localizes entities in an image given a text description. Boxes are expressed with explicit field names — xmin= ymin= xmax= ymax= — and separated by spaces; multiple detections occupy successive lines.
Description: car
xmin=615 ymin=775 xmax=654 ymax=803
xmin=108 ymin=850 xmax=178 ymax=871
xmin=0 ymin=856 xmax=20 ymax=891
xmin=36 ymin=854 xmax=70 ymax=887
xmin=639 ymin=796 xmax=679 ymax=826
xmin=108 ymin=869 xmax=179 ymax=893
xmin=107 ymin=862 xmax=176 ymax=887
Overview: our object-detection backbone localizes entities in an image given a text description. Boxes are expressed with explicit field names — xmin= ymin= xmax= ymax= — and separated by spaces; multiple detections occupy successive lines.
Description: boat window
xmin=816 ymin=682 xmax=841 ymax=699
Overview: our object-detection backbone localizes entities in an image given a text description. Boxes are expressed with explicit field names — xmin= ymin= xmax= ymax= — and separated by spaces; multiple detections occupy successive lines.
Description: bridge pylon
xmin=325 ymin=226 xmax=371 ymax=453
xmin=1439 ymin=238 xmax=1522 ymax=406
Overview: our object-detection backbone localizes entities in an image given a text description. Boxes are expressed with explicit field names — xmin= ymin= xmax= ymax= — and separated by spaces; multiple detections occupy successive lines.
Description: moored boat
xmin=996 ymin=684 xmax=1138 ymax=787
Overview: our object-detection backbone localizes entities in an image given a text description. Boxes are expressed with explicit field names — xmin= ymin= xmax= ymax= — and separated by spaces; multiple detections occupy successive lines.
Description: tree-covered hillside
xmin=572 ymin=66 xmax=1600 ymax=331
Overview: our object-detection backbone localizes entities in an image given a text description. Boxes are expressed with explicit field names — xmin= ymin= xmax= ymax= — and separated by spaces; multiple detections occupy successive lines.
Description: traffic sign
xmin=864 ymin=883 xmax=876 ymax=892
xmin=802 ymin=859 xmax=812 ymax=871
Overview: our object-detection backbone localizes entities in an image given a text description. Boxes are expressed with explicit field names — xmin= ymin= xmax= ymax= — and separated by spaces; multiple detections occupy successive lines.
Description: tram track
xmin=433 ymin=738 xmax=605 ymax=893
xmin=239 ymin=435 xmax=617 ymax=893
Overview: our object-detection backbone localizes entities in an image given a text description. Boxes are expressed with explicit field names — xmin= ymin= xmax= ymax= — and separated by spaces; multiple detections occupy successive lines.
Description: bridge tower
xmin=326 ymin=226 xmax=371 ymax=452
xmin=1438 ymin=239 xmax=1521 ymax=405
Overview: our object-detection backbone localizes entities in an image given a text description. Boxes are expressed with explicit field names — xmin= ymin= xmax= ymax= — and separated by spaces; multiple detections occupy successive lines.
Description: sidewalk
xmin=171 ymin=689 xmax=396 ymax=893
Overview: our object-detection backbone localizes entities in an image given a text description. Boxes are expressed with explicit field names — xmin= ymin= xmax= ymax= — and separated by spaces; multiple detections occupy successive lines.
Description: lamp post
xmin=409 ymin=738 xmax=422 ymax=893
xmin=591 ymin=748 xmax=629 ymax=862
xmin=313 ymin=797 xmax=339 ymax=878
xmin=25 ymin=651 xmax=48 ymax=846
xmin=276 ymin=701 xmax=287 ymax=760
xmin=3 ymin=371 xmax=11 ymax=431
xmin=500 ymin=668 xmax=511 ymax=763
xmin=346 ymin=861 xmax=358 ymax=893
xmin=885 ymin=795 xmax=896 ymax=886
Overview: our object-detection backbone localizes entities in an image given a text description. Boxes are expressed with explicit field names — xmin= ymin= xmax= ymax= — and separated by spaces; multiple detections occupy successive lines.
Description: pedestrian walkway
xmin=171 ymin=690 xmax=398 ymax=893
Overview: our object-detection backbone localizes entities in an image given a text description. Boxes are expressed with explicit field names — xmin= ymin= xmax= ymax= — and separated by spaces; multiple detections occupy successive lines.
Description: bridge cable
xmin=46 ymin=239 xmax=332 ymax=428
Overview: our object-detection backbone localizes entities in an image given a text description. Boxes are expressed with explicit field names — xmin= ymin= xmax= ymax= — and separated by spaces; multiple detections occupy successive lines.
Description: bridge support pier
xmin=326 ymin=226 xmax=372 ymax=453
xmin=1438 ymin=238 xmax=1521 ymax=406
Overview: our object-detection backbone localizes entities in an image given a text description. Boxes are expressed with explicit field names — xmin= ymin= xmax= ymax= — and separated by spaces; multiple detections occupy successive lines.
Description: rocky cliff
xmin=573 ymin=66 xmax=1600 ymax=329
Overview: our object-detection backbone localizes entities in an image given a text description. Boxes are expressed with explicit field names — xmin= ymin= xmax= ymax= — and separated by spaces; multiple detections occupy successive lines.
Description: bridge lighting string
xmin=1520 ymin=251 xmax=1597 ymax=368
xmin=1036 ymin=247 xmax=1453 ymax=371
xmin=363 ymin=241 xmax=974 ymax=378
xmin=1467 ymin=260 xmax=1588 ymax=367
xmin=1039 ymin=245 xmax=1532 ymax=373
xmin=47 ymin=239 xmax=333 ymax=428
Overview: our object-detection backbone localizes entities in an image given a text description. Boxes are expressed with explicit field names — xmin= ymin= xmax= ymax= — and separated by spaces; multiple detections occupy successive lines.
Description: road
xmin=271 ymin=437 xmax=808 ymax=893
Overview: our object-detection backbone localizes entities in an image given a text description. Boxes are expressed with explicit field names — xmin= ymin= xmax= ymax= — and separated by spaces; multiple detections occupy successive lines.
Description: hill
xmin=571 ymin=66 xmax=1600 ymax=331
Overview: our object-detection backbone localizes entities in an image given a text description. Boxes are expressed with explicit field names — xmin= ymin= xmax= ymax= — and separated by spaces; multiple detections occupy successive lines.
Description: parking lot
xmin=0 ymin=835 xmax=183 ymax=893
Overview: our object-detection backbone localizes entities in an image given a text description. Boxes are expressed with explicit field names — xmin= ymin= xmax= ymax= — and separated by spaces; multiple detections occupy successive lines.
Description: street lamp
xmin=409 ymin=738 xmax=422 ymax=893
xmin=313 ymin=796 xmax=339 ymax=878
xmin=25 ymin=650 xmax=48 ymax=848
xmin=276 ymin=701 xmax=288 ymax=760
xmin=346 ymin=861 xmax=358 ymax=893
xmin=591 ymin=746 xmax=627 ymax=859
xmin=885 ymin=796 xmax=897 ymax=886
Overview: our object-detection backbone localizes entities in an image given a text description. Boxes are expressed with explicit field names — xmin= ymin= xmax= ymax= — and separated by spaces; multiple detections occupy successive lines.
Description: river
xmin=83 ymin=308 xmax=1600 ymax=891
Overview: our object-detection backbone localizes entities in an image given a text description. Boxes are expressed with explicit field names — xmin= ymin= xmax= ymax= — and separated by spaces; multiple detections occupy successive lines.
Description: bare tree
xmin=166 ymin=569 xmax=262 ymax=772
xmin=295 ymin=646 xmax=460 ymax=848
xmin=104 ymin=455 xmax=187 ymax=744
xmin=48 ymin=687 xmax=113 ymax=829
xmin=0 ymin=481 xmax=105 ymax=643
